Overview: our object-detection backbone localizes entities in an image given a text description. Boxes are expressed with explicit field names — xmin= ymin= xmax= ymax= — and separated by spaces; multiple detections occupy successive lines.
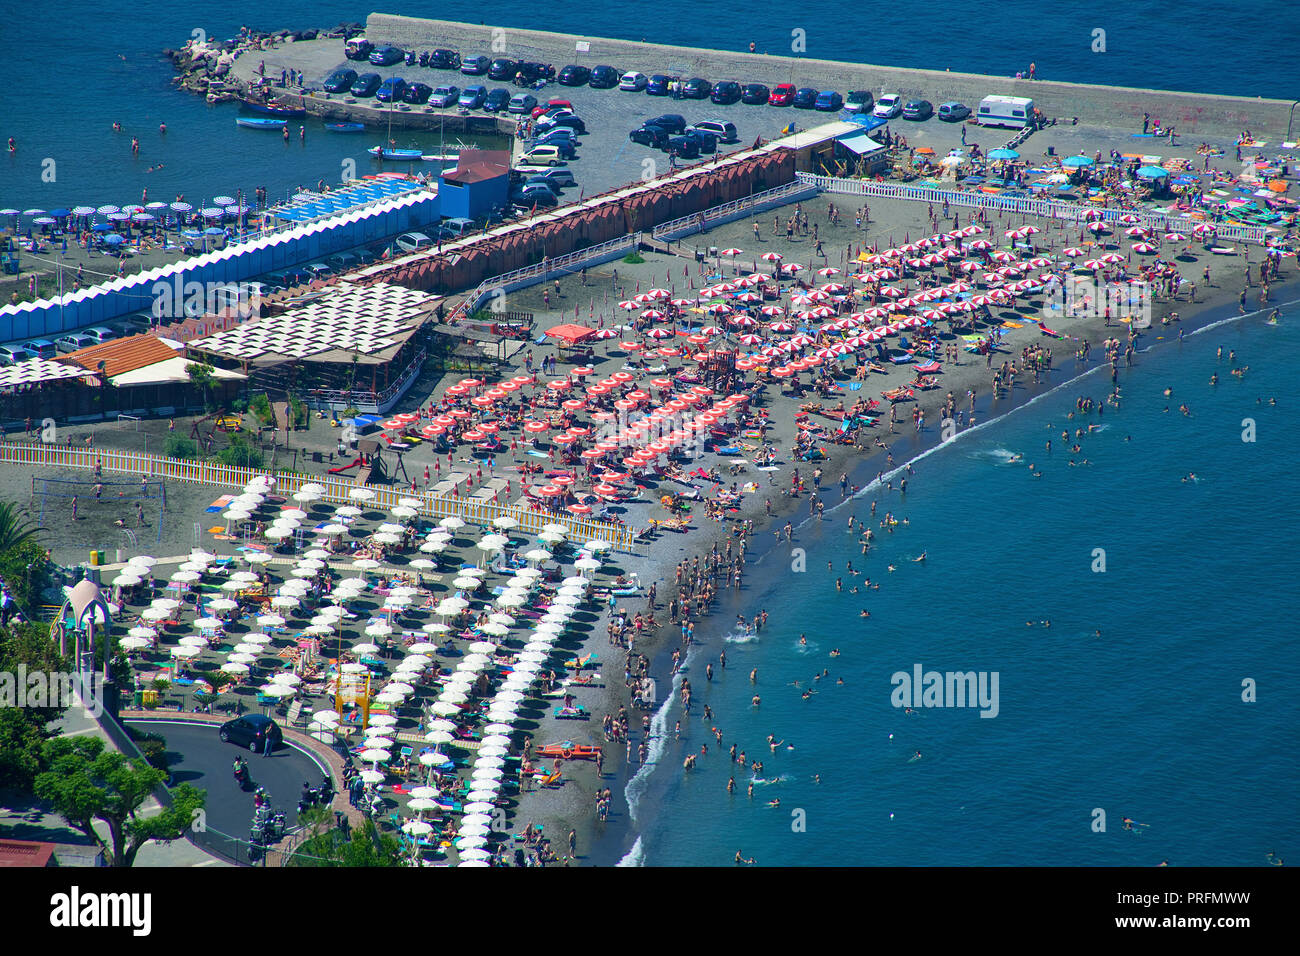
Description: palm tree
xmin=0 ymin=501 xmax=42 ymax=552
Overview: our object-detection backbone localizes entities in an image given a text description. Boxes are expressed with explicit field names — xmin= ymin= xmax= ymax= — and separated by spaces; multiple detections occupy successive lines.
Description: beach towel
xmin=847 ymin=382 xmax=862 ymax=390
xmin=206 ymin=495 xmax=234 ymax=513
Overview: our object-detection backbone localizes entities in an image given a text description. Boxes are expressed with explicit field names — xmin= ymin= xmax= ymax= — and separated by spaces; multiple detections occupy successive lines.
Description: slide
xmin=329 ymin=456 xmax=364 ymax=474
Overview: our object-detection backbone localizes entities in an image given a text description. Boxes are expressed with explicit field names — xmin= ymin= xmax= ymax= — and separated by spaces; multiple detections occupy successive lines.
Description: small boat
xmin=368 ymin=146 xmax=423 ymax=160
xmin=325 ymin=122 xmax=366 ymax=133
xmin=242 ymin=100 xmax=306 ymax=118
xmin=534 ymin=742 xmax=602 ymax=759
xmin=236 ymin=117 xmax=287 ymax=130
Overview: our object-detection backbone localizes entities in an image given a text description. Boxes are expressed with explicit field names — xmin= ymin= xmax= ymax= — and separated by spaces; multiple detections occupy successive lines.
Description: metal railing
xmin=651 ymin=180 xmax=819 ymax=241
xmin=0 ymin=441 xmax=637 ymax=552
xmin=452 ymin=232 xmax=645 ymax=319
xmin=793 ymin=173 xmax=1269 ymax=243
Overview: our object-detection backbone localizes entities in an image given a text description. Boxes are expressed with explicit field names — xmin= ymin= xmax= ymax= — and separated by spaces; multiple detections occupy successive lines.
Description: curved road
xmin=127 ymin=719 xmax=330 ymax=852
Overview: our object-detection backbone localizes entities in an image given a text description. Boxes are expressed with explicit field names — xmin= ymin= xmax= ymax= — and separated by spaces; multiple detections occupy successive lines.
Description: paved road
xmin=126 ymin=718 xmax=330 ymax=849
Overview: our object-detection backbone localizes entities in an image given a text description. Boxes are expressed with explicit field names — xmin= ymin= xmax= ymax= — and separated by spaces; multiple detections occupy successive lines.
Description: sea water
xmin=1 ymin=0 xmax=1294 ymax=215
xmin=625 ymin=305 xmax=1300 ymax=866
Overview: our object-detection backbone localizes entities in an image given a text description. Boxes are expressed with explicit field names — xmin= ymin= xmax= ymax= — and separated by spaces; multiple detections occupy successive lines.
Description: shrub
xmin=622 ymin=251 xmax=645 ymax=264
xmin=163 ymin=435 xmax=198 ymax=459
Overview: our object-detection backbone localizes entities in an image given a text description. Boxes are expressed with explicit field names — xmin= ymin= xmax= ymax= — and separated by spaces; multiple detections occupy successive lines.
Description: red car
xmin=531 ymin=98 xmax=573 ymax=118
xmin=770 ymin=83 xmax=796 ymax=106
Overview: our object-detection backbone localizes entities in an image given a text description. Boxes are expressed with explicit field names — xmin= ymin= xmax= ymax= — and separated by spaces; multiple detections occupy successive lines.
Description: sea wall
xmin=365 ymin=14 xmax=1296 ymax=140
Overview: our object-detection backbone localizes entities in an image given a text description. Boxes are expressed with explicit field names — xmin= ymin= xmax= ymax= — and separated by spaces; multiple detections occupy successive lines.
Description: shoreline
xmin=563 ymin=277 xmax=1292 ymax=866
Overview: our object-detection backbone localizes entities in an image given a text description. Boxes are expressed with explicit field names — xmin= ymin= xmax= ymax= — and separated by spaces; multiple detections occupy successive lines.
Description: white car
xmin=394 ymin=232 xmax=433 ymax=253
xmin=618 ymin=71 xmax=648 ymax=92
xmin=873 ymin=93 xmax=903 ymax=118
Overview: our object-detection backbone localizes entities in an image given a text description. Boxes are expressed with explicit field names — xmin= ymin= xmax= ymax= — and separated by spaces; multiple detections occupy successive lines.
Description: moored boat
xmin=325 ymin=122 xmax=366 ymax=133
xmin=236 ymin=117 xmax=287 ymax=130
xmin=241 ymin=99 xmax=307 ymax=118
xmin=368 ymin=146 xmax=423 ymax=160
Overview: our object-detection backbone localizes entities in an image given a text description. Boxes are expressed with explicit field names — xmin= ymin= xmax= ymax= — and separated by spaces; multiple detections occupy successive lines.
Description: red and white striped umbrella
xmin=819 ymin=282 xmax=846 ymax=293
xmin=1086 ymin=221 xmax=1108 ymax=233
xmin=1124 ymin=226 xmax=1150 ymax=237
xmin=735 ymin=291 xmax=762 ymax=302
xmin=1118 ymin=214 xmax=1141 ymax=224
xmin=633 ymin=292 xmax=658 ymax=303
xmin=760 ymin=251 xmax=784 ymax=262
xmin=879 ymin=286 xmax=903 ymax=297
xmin=699 ymin=326 xmax=723 ymax=336
xmin=618 ymin=300 xmax=640 ymax=310
xmin=729 ymin=315 xmax=756 ymax=327
xmin=861 ymin=253 xmax=891 ymax=264
xmin=780 ymin=263 xmax=803 ymax=274
xmin=759 ymin=305 xmax=785 ymax=316
xmin=1131 ymin=242 xmax=1157 ymax=253
xmin=767 ymin=321 xmax=794 ymax=333
xmin=738 ymin=333 xmax=763 ymax=345
xmin=817 ymin=267 xmax=840 ymax=276
xmin=1062 ymin=247 xmax=1086 ymax=257
xmin=721 ymin=248 xmax=743 ymax=257
xmin=1164 ymin=232 xmax=1186 ymax=242
xmin=969 ymin=239 xmax=993 ymax=250
xmin=645 ymin=327 xmax=671 ymax=338
xmin=1192 ymin=223 xmax=1216 ymax=235
xmin=641 ymin=309 xmax=665 ymax=320
xmin=647 ymin=288 xmax=671 ymax=298
xmin=670 ymin=297 xmax=695 ymax=307
xmin=1082 ymin=259 xmax=1103 ymax=270
xmin=593 ymin=328 xmax=618 ymax=339
xmin=961 ymin=225 xmax=984 ymax=235
xmin=1099 ymin=253 xmax=1124 ymax=264
xmin=990 ymin=250 xmax=1017 ymax=263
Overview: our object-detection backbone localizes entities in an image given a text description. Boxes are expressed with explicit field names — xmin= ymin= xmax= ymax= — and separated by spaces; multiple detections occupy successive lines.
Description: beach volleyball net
xmin=31 ymin=475 xmax=166 ymax=503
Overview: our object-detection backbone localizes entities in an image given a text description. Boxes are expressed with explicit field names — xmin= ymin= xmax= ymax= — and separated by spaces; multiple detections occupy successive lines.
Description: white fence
xmin=794 ymin=173 xmax=1268 ymax=243
xmin=651 ymin=180 xmax=819 ymax=241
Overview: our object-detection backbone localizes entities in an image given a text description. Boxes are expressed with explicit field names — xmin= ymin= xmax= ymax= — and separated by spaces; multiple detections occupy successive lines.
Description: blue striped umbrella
xmin=72 ymin=205 xmax=96 ymax=216
xmin=169 ymin=201 xmax=193 ymax=212
xmin=97 ymin=204 xmax=119 ymax=214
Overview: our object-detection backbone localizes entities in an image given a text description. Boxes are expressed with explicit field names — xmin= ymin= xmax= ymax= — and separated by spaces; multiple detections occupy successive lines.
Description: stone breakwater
xmin=366 ymin=13 xmax=1296 ymax=140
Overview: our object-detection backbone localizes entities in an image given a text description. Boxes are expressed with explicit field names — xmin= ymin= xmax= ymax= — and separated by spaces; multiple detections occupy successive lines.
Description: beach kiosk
xmin=976 ymin=96 xmax=1035 ymax=129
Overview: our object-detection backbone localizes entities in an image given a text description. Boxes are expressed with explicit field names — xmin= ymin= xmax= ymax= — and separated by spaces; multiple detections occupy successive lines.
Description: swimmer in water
xmin=752 ymin=695 xmax=761 ymax=706
xmin=887 ymin=564 xmax=897 ymax=573
xmin=767 ymin=798 xmax=781 ymax=808
xmin=911 ymin=751 xmax=922 ymax=761
xmin=829 ymin=649 xmax=840 ymax=657
xmin=913 ymin=551 xmax=926 ymax=562
xmin=735 ymin=850 xmax=755 ymax=864
xmin=859 ymin=609 xmax=870 ymax=618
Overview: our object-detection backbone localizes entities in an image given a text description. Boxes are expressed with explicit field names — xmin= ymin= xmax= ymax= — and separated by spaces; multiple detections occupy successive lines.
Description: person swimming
xmin=913 ymin=551 xmax=926 ymax=562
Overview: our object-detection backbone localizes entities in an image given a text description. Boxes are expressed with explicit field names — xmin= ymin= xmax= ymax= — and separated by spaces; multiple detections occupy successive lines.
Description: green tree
xmin=186 ymin=361 xmax=218 ymax=409
xmin=163 ymin=435 xmax=199 ymax=459
xmin=0 ymin=620 xmax=68 ymax=790
xmin=214 ymin=433 xmax=264 ymax=469
xmin=292 ymin=813 xmax=403 ymax=867
xmin=0 ymin=501 xmax=43 ymax=553
xmin=34 ymin=736 xmax=205 ymax=867
xmin=0 ymin=538 xmax=52 ymax=611
xmin=249 ymin=392 xmax=274 ymax=425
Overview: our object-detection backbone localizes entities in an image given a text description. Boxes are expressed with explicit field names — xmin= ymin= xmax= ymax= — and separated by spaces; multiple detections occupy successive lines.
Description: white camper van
xmin=976 ymin=95 xmax=1035 ymax=129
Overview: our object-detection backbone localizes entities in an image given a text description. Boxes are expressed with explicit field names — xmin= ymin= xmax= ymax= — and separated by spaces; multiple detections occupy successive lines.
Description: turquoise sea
xmin=1 ymin=0 xmax=1295 ymax=216
xmin=621 ymin=301 xmax=1300 ymax=866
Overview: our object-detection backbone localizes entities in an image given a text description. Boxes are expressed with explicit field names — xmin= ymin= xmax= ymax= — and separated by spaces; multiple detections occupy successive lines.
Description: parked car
xmin=711 ymin=81 xmax=742 ymax=104
xmin=83 ymin=326 xmax=117 ymax=345
xmin=845 ymin=90 xmax=874 ymax=113
xmin=558 ymin=64 xmax=591 ymax=86
xmin=873 ymin=93 xmax=903 ymax=118
xmin=394 ymin=232 xmax=433 ymax=253
xmin=511 ymin=184 xmax=559 ymax=207
xmin=325 ymin=252 xmax=359 ymax=273
xmin=619 ymin=71 xmax=648 ymax=91
xmin=460 ymin=54 xmax=490 ymax=76
xmin=428 ymin=84 xmax=460 ymax=108
xmin=521 ymin=144 xmax=570 ymax=165
xmin=740 ymin=83 xmax=770 ymax=104
xmin=219 ymin=715 xmax=282 ymax=752
xmin=350 ymin=73 xmax=382 ymax=97
xmin=429 ymin=49 xmax=460 ymax=70
xmin=522 ymin=177 xmax=560 ymax=199
xmin=514 ymin=62 xmax=554 ymax=84
xmin=22 ymin=339 xmax=57 ymax=360
xmin=0 ymin=345 xmax=31 ymax=366
xmin=458 ymin=85 xmax=487 ymax=108
xmin=441 ymin=217 xmax=478 ymax=238
xmin=681 ymin=77 xmax=712 ymax=99
xmin=683 ymin=128 xmax=717 ymax=152
xmin=323 ymin=68 xmax=358 ymax=93
xmin=792 ymin=87 xmax=819 ymax=109
xmin=903 ymin=99 xmax=933 ymax=120
xmin=546 ymin=114 xmax=586 ymax=134
xmin=508 ymin=93 xmax=538 ymax=114
xmin=402 ymin=82 xmax=432 ymax=105
xmin=532 ymin=98 xmax=573 ymax=117
xmin=646 ymin=113 xmax=686 ymax=135
xmin=302 ymin=263 xmax=332 ymax=281
xmin=588 ymin=65 xmax=620 ymax=88
xmin=527 ymin=167 xmax=577 ymax=189
xmin=667 ymin=134 xmax=700 ymax=158
xmin=482 ymin=87 xmax=511 ymax=112
xmin=688 ymin=119 xmax=738 ymax=142
xmin=769 ymin=83 xmax=796 ymax=106
xmin=368 ymin=46 xmax=405 ymax=66
xmin=55 ymin=333 xmax=95 ymax=353
xmin=345 ymin=39 xmax=374 ymax=61
xmin=647 ymin=74 xmax=676 ymax=96
xmin=937 ymin=101 xmax=971 ymax=122
xmin=375 ymin=77 xmax=407 ymax=102
xmin=488 ymin=58 xmax=517 ymax=81
xmin=814 ymin=90 xmax=844 ymax=111
xmin=534 ymin=108 xmax=576 ymax=130
xmin=629 ymin=125 xmax=670 ymax=149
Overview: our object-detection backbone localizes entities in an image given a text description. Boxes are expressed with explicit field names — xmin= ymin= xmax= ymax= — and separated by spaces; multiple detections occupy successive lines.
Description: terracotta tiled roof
xmin=59 ymin=334 xmax=179 ymax=378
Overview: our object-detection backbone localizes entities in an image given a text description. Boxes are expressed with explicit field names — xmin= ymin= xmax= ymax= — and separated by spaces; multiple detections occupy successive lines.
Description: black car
xmin=511 ymin=184 xmax=558 ymax=208
xmin=345 ymin=40 xmax=373 ymax=61
xmin=558 ymin=64 xmax=591 ymax=86
xmin=646 ymin=74 xmax=675 ymax=96
xmin=220 ymin=714 xmax=283 ymax=752
xmin=402 ymin=82 xmax=432 ymax=104
xmin=902 ymin=99 xmax=934 ymax=120
xmin=429 ymin=49 xmax=460 ymax=69
xmin=323 ymin=68 xmax=358 ymax=93
xmin=515 ymin=62 xmax=554 ymax=84
xmin=667 ymin=134 xmax=700 ymax=158
xmin=740 ymin=83 xmax=770 ymax=105
xmin=792 ymin=87 xmax=819 ymax=109
xmin=711 ymin=81 xmax=742 ymax=105
xmin=350 ymin=72 xmax=382 ymax=97
xmin=630 ymin=125 xmax=670 ymax=149
xmin=368 ymin=46 xmax=405 ymax=66
xmin=682 ymin=77 xmax=712 ymax=99
xmin=646 ymin=113 xmax=686 ymax=135
xmin=483 ymin=87 xmax=511 ymax=112
xmin=548 ymin=114 xmax=587 ymax=134
xmin=488 ymin=58 xmax=517 ymax=80
xmin=589 ymin=65 xmax=620 ymax=89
